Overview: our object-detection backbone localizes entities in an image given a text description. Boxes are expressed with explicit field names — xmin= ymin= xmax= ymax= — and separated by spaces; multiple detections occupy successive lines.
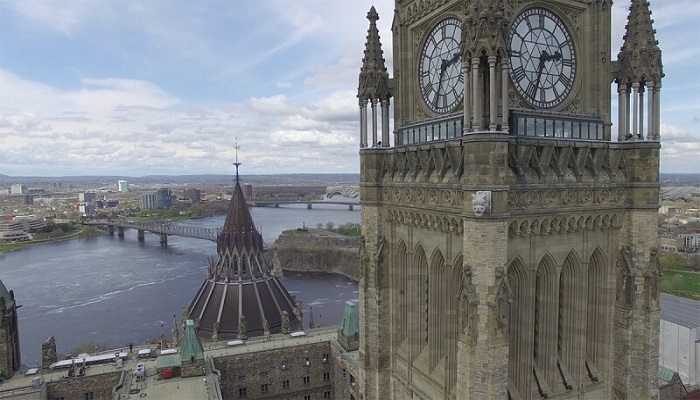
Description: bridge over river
xmin=250 ymin=200 xmax=359 ymax=210
xmin=84 ymin=220 xmax=221 ymax=246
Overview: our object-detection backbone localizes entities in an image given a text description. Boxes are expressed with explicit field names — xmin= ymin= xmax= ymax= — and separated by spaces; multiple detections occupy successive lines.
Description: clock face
xmin=509 ymin=8 xmax=576 ymax=109
xmin=418 ymin=18 xmax=464 ymax=114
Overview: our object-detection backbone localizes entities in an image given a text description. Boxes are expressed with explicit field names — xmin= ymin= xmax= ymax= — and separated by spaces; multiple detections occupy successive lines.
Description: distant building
xmin=140 ymin=188 xmax=172 ymax=209
xmin=9 ymin=184 xmax=25 ymax=195
xmin=243 ymin=183 xmax=253 ymax=201
xmin=182 ymin=188 xmax=201 ymax=203
xmin=78 ymin=192 xmax=97 ymax=203
xmin=660 ymin=293 xmax=700 ymax=389
xmin=679 ymin=234 xmax=700 ymax=252
xmin=78 ymin=203 xmax=96 ymax=217
xmin=22 ymin=195 xmax=33 ymax=205
xmin=660 ymin=237 xmax=679 ymax=252
xmin=117 ymin=180 xmax=129 ymax=193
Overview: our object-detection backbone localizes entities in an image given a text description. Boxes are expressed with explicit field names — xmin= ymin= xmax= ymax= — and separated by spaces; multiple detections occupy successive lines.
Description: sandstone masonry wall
xmin=46 ymin=371 xmax=121 ymax=400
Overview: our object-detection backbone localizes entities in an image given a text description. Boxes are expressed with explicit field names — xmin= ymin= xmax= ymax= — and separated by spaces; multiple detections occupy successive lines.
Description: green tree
xmin=659 ymin=251 xmax=689 ymax=271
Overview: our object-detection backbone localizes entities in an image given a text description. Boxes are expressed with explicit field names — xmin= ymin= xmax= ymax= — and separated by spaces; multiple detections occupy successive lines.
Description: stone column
xmin=360 ymin=101 xmax=368 ymax=148
xmin=654 ymin=82 xmax=662 ymax=141
xmin=472 ymin=58 xmax=481 ymax=131
xmin=638 ymin=84 xmax=645 ymax=140
xmin=381 ymin=99 xmax=390 ymax=146
xmin=646 ymin=82 xmax=655 ymax=140
xmin=463 ymin=61 xmax=471 ymax=134
xmin=625 ymin=86 xmax=631 ymax=140
xmin=501 ymin=58 xmax=510 ymax=133
xmin=631 ymin=82 xmax=639 ymax=140
xmin=488 ymin=56 xmax=497 ymax=131
xmin=617 ymin=84 xmax=627 ymax=141
xmin=371 ymin=99 xmax=378 ymax=147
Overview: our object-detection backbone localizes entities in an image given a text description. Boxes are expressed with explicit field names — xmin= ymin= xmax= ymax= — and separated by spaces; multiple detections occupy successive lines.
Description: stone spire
xmin=615 ymin=0 xmax=663 ymax=141
xmin=617 ymin=0 xmax=664 ymax=84
xmin=358 ymin=6 xmax=390 ymax=103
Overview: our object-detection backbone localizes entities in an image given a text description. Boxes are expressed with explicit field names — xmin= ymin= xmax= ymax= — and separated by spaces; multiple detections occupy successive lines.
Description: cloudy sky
xmin=0 ymin=1 xmax=697 ymax=177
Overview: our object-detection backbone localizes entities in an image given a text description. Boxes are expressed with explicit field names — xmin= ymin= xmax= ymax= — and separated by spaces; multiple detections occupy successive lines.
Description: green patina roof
xmin=0 ymin=278 xmax=15 ymax=309
xmin=658 ymin=366 xmax=675 ymax=385
xmin=338 ymin=300 xmax=359 ymax=338
xmin=180 ymin=320 xmax=204 ymax=362
xmin=156 ymin=354 xmax=181 ymax=371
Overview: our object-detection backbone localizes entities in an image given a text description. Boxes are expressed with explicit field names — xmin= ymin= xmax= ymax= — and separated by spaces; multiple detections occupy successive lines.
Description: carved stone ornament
xmin=472 ymin=191 xmax=491 ymax=217
xmin=386 ymin=208 xmax=463 ymax=235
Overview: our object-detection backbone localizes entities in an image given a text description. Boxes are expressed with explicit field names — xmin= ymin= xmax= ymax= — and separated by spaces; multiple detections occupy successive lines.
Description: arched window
xmin=506 ymin=258 xmax=530 ymax=398
xmin=534 ymin=255 xmax=557 ymax=393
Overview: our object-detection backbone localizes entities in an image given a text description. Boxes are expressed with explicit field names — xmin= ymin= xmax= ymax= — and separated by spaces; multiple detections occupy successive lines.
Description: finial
xmin=367 ymin=6 xmax=379 ymax=22
xmin=233 ymin=137 xmax=241 ymax=183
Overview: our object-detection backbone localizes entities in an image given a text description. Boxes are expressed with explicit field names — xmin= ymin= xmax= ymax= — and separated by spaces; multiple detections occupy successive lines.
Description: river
xmin=0 ymin=204 xmax=360 ymax=367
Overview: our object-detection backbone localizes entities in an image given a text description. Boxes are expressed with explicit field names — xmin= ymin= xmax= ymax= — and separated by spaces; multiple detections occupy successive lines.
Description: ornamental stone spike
xmin=358 ymin=6 xmax=390 ymax=104
xmin=617 ymin=0 xmax=664 ymax=84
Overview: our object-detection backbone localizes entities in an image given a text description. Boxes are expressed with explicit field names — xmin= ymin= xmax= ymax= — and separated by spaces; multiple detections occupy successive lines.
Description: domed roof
xmin=188 ymin=176 xmax=301 ymax=340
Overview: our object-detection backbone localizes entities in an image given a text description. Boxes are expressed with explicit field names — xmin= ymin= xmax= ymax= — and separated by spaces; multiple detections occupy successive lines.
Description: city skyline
xmin=1 ymin=0 xmax=698 ymax=177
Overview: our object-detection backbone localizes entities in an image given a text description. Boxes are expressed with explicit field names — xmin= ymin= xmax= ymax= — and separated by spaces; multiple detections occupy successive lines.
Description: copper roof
xmin=188 ymin=179 xmax=301 ymax=341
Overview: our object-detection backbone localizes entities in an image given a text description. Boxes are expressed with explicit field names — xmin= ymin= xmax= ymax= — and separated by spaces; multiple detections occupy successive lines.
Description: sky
xmin=0 ymin=0 xmax=698 ymax=177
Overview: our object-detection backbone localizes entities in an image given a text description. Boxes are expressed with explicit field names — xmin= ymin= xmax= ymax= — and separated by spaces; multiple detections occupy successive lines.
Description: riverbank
xmin=0 ymin=226 xmax=107 ymax=255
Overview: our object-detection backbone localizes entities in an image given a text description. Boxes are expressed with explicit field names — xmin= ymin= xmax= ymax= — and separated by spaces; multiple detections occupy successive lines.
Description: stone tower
xmin=0 ymin=279 xmax=21 ymax=379
xmin=357 ymin=0 xmax=663 ymax=399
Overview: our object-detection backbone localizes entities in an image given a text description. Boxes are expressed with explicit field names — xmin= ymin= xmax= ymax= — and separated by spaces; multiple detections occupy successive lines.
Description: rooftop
xmin=660 ymin=292 xmax=700 ymax=329
xmin=0 ymin=327 xmax=342 ymax=399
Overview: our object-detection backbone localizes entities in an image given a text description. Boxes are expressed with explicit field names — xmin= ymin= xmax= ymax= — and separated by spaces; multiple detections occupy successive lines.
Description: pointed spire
xmin=617 ymin=0 xmax=664 ymax=84
xmin=358 ymin=6 xmax=390 ymax=103
xmin=233 ymin=137 xmax=241 ymax=183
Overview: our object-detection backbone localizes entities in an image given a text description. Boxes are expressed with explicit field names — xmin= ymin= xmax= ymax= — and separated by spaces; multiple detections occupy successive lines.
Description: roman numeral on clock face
xmin=512 ymin=67 xmax=526 ymax=83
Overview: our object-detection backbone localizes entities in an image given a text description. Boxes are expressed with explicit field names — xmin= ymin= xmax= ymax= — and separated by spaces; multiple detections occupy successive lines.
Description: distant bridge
xmin=250 ymin=200 xmax=360 ymax=210
xmin=84 ymin=219 xmax=221 ymax=245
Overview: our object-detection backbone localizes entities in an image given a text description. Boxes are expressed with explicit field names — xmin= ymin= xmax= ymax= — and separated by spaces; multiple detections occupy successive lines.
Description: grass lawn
xmin=660 ymin=269 xmax=700 ymax=300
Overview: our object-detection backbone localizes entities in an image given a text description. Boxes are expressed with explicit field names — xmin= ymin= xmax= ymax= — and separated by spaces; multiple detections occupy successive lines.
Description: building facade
xmin=659 ymin=293 xmax=700 ymax=391
xmin=357 ymin=1 xmax=663 ymax=399
xmin=117 ymin=180 xmax=129 ymax=193
xmin=9 ymin=184 xmax=26 ymax=195
xmin=140 ymin=188 xmax=173 ymax=210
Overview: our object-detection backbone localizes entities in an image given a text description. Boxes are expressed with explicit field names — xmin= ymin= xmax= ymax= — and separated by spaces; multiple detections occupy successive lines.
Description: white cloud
xmin=0 ymin=0 xmax=697 ymax=176
xmin=0 ymin=68 xmax=361 ymax=176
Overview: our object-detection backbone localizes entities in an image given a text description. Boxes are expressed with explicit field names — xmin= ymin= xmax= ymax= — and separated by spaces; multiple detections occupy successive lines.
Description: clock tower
xmin=357 ymin=0 xmax=664 ymax=399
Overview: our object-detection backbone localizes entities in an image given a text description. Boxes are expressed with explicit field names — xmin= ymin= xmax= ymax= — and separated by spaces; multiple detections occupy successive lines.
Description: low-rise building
xmin=660 ymin=293 xmax=700 ymax=390
xmin=9 ymin=184 xmax=26 ymax=195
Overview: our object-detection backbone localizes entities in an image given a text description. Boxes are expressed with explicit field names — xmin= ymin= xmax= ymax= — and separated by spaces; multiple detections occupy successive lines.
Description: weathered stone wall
xmin=330 ymin=341 xmax=359 ymax=400
xmin=213 ymin=341 xmax=333 ymax=400
xmin=270 ymin=229 xmax=360 ymax=281
xmin=46 ymin=371 xmax=121 ymax=400
xmin=181 ymin=358 xmax=205 ymax=377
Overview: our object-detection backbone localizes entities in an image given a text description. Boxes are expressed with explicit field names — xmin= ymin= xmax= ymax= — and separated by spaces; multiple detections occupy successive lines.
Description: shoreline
xmin=0 ymin=227 xmax=108 ymax=255
xmin=280 ymin=267 xmax=358 ymax=283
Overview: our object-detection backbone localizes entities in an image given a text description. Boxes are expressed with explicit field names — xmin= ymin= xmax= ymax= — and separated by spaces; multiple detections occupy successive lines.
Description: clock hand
xmin=434 ymin=58 xmax=451 ymax=108
xmin=542 ymin=51 xmax=562 ymax=63
xmin=444 ymin=52 xmax=460 ymax=68
xmin=532 ymin=51 xmax=547 ymax=97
